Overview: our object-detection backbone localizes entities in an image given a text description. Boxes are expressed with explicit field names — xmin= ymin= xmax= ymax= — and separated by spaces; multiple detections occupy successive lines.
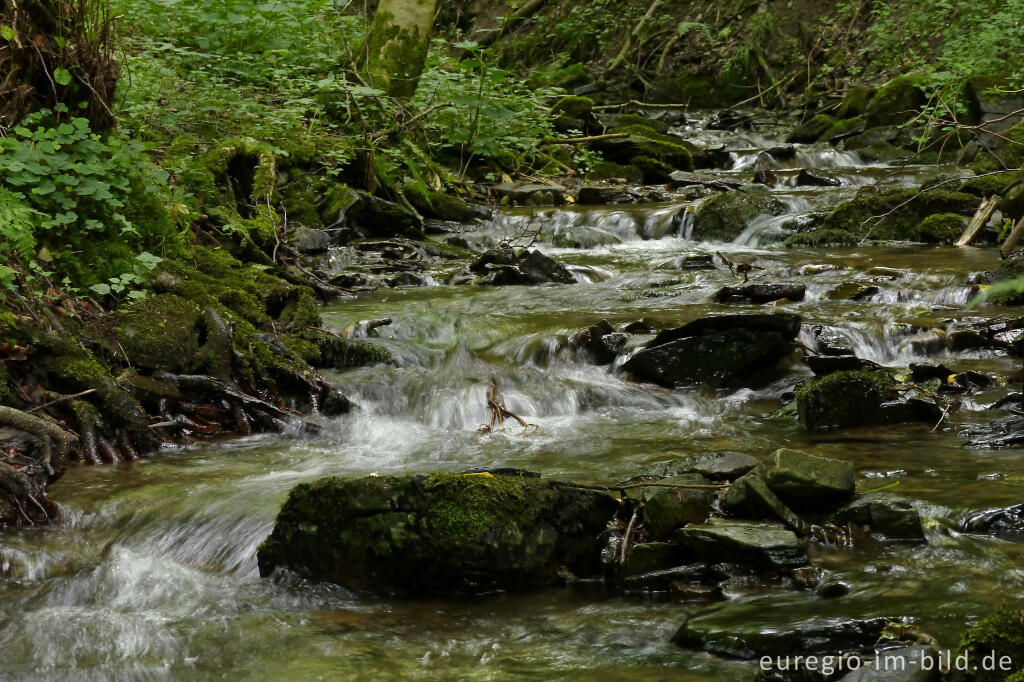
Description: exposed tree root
xmin=477 ymin=377 xmax=538 ymax=435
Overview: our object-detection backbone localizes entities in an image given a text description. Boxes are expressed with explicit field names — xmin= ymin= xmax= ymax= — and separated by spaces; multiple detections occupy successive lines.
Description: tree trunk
xmin=363 ymin=0 xmax=439 ymax=100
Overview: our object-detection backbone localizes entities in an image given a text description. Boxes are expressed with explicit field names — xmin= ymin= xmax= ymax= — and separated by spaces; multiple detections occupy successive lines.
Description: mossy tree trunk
xmin=363 ymin=0 xmax=439 ymax=100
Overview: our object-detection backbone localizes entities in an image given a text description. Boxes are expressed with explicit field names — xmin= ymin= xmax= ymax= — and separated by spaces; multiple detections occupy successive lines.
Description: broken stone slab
xmin=641 ymin=474 xmax=716 ymax=540
xmin=832 ymin=493 xmax=925 ymax=542
xmin=673 ymin=518 xmax=806 ymax=569
xmin=760 ymin=448 xmax=855 ymax=511
xmin=723 ymin=472 xmax=811 ymax=535
xmin=689 ymin=452 xmax=759 ymax=481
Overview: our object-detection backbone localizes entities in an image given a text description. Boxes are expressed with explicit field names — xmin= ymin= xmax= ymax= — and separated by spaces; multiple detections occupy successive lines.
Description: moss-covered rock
xmin=796 ymin=370 xmax=941 ymax=431
xmin=786 ymin=114 xmax=836 ymax=144
xmin=256 ymin=471 xmax=619 ymax=594
xmin=550 ymin=95 xmax=599 ymax=134
xmin=821 ymin=116 xmax=867 ymax=141
xmin=958 ymin=171 xmax=1021 ymax=198
xmin=982 ymin=252 xmax=1024 ymax=305
xmin=588 ymin=125 xmax=695 ymax=177
xmin=784 ymin=229 xmax=857 ymax=248
xmin=948 ymin=609 xmax=1024 ymax=682
xmin=408 ymin=190 xmax=480 ymax=223
xmin=916 ymin=213 xmax=967 ymax=244
xmin=693 ymin=191 xmax=787 ymax=242
xmin=820 ymin=188 xmax=977 ymax=241
xmin=98 ymin=294 xmax=202 ymax=372
xmin=835 ymin=85 xmax=877 ymax=120
xmin=601 ymin=113 xmax=671 ymax=135
xmin=863 ymin=75 xmax=928 ymax=127
xmin=589 ymin=161 xmax=644 ymax=183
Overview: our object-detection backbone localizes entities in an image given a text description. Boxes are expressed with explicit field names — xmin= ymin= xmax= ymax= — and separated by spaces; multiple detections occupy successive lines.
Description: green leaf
xmin=1 ymin=26 xmax=15 ymax=42
xmin=89 ymin=283 xmax=111 ymax=296
xmin=53 ymin=68 xmax=72 ymax=86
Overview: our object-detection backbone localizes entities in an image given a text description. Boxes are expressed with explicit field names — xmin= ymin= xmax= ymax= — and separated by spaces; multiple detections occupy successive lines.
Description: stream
xmin=1 ymin=119 xmax=1023 ymax=680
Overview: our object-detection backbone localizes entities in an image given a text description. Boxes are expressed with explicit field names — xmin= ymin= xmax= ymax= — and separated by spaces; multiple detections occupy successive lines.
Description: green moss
xmin=551 ymin=96 xmax=595 ymax=121
xmin=796 ymin=370 xmax=896 ymax=431
xmin=424 ymin=473 xmax=527 ymax=540
xmin=959 ymin=172 xmax=1021 ymax=198
xmin=821 ymin=116 xmax=865 ymax=141
xmin=787 ymin=114 xmax=836 ymax=143
xmin=630 ymin=155 xmax=675 ymax=183
xmin=821 ymin=188 xmax=976 ymax=241
xmin=863 ymin=75 xmax=928 ymax=126
xmin=784 ymin=229 xmax=857 ymax=248
xmin=916 ymin=213 xmax=967 ymax=244
xmin=603 ymin=114 xmax=670 ymax=134
xmin=694 ymin=191 xmax=787 ymax=241
xmin=951 ymin=609 xmax=1024 ymax=682
xmin=103 ymin=294 xmax=202 ymax=372
xmin=315 ymin=335 xmax=393 ymax=369
xmin=408 ymin=190 xmax=479 ymax=223
xmin=835 ymin=86 xmax=877 ymax=119
xmin=588 ymin=161 xmax=643 ymax=183
xmin=0 ymin=365 xmax=10 ymax=405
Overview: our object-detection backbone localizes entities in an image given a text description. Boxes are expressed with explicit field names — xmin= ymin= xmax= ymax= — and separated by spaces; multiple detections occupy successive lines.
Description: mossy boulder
xmin=948 ymin=609 xmax=1024 ymax=682
xmin=407 ymin=191 xmax=481 ymax=223
xmin=98 ymin=294 xmax=203 ymax=373
xmin=796 ymin=370 xmax=941 ymax=431
xmin=916 ymin=213 xmax=967 ymax=244
xmin=589 ymin=161 xmax=644 ymax=183
xmin=958 ymin=171 xmax=1021 ymax=198
xmin=257 ymin=471 xmax=619 ymax=594
xmin=784 ymin=229 xmax=857 ymax=248
xmin=623 ymin=313 xmax=800 ymax=388
xmin=693 ymin=191 xmax=787 ymax=242
xmin=786 ymin=114 xmax=836 ymax=144
xmin=550 ymin=95 xmax=599 ymax=134
xmin=820 ymin=188 xmax=977 ymax=242
xmin=821 ymin=116 xmax=867 ymax=142
xmin=835 ymin=85 xmax=877 ymax=120
xmin=758 ymin=448 xmax=855 ymax=511
xmin=982 ymin=252 xmax=1024 ymax=305
xmin=588 ymin=125 xmax=695 ymax=179
xmin=600 ymin=113 xmax=671 ymax=135
xmin=863 ymin=75 xmax=928 ymax=127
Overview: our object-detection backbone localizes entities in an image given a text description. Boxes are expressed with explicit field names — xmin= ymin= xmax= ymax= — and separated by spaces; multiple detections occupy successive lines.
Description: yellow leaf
xmin=462 ymin=472 xmax=495 ymax=479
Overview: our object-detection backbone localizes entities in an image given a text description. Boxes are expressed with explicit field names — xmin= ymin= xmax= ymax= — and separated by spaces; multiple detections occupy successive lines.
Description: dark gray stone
xmin=674 ymin=518 xmax=806 ymax=569
xmin=714 ymin=283 xmax=807 ymax=304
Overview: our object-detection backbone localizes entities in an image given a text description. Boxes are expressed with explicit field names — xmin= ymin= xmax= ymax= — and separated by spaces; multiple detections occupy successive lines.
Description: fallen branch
xmin=1001 ymin=217 xmax=1024 ymax=258
xmin=593 ymin=100 xmax=690 ymax=111
xmin=620 ymin=502 xmax=642 ymax=566
xmin=25 ymin=388 xmax=97 ymax=413
xmin=956 ymin=196 xmax=1000 ymax=247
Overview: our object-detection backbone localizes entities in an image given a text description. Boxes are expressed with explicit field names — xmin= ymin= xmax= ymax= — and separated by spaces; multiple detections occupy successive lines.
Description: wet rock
xmin=408 ymin=191 xmax=488 ymax=223
xmin=693 ymin=145 xmax=734 ymax=170
xmin=820 ymin=188 xmax=977 ymax=242
xmin=519 ymin=249 xmax=576 ymax=284
xmin=623 ymin=313 xmax=800 ymax=388
xmin=620 ymin=542 xmax=684 ymax=577
xmin=758 ymin=448 xmax=856 ymax=512
xmin=478 ymin=265 xmax=536 ymax=286
xmin=470 ymin=246 xmax=519 ymax=273
xmin=491 ymin=183 xmax=566 ymax=207
xmin=670 ymin=582 xmax=725 ymax=602
xmin=288 ymin=227 xmax=332 ymax=254
xmin=674 ymin=518 xmax=806 ymax=569
xmin=707 ymin=109 xmax=750 ymax=131
xmin=979 ymin=252 xmax=1024 ymax=305
xmin=797 ymin=370 xmax=943 ymax=431
xmin=673 ymin=616 xmax=891 ymax=659
xmin=784 ymin=229 xmax=858 ymax=248
xmin=723 ymin=472 xmax=810 ymax=534
xmin=620 ymin=563 xmax=712 ymax=591
xmin=642 ymin=474 xmax=716 ymax=540
xmin=674 ymin=253 xmax=716 ymax=270
xmin=753 ymin=169 xmax=779 ymax=187
xmin=623 ymin=318 xmax=657 ymax=333
xmin=576 ymin=186 xmax=636 ymax=205
xmin=963 ymin=416 xmax=1024 ymax=448
xmin=767 ymin=146 xmax=797 ymax=161
xmin=833 ymin=493 xmax=925 ymax=542
xmin=864 ymin=75 xmax=928 ymax=127
xmin=386 ymin=272 xmax=429 ymax=288
xmin=570 ymin=320 xmax=628 ymax=365
xmin=797 ymin=168 xmax=842 ymax=187
xmin=909 ymin=363 xmax=956 ymax=382
xmin=668 ymin=170 xmax=744 ymax=191
xmin=551 ymin=225 xmax=622 ymax=249
xmin=257 ymin=471 xmax=619 ymax=594
xmin=805 ymin=355 xmax=882 ymax=377
xmin=714 ymin=283 xmax=806 ymax=304
xmin=961 ymin=504 xmax=1024 ymax=541
xmin=598 ymin=112 xmax=671 ymax=134
xmin=787 ymin=114 xmax=837 ymax=143
xmin=838 ymin=645 xmax=941 ymax=681
xmin=898 ymin=330 xmax=948 ymax=356
xmin=791 ymin=566 xmax=825 ymax=590
xmin=588 ymin=127 xmax=695 ymax=181
xmin=817 ymin=579 xmax=852 ymax=599
xmin=828 ymin=283 xmax=881 ymax=301
xmin=693 ymin=191 xmax=788 ymax=241
xmin=346 ymin=191 xmax=423 ymax=237
xmin=691 ymin=452 xmax=759 ymax=481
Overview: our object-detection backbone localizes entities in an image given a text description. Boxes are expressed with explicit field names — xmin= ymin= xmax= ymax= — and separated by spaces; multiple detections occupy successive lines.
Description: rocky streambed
xmin=1 ymin=108 xmax=1024 ymax=680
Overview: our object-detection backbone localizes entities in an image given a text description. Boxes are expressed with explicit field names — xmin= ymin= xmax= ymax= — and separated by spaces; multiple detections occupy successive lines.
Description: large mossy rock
xmin=981 ymin=252 xmax=1024 ymax=305
xmin=758 ymin=448 xmax=855 ymax=511
xmin=863 ymin=75 xmax=928 ymax=127
xmin=588 ymin=125 xmax=695 ymax=181
xmin=623 ymin=313 xmax=800 ymax=388
xmin=257 ymin=472 xmax=619 ymax=594
xmin=786 ymin=114 xmax=836 ymax=143
xmin=693 ymin=191 xmax=787 ymax=242
xmin=796 ymin=370 xmax=941 ymax=431
xmin=819 ymin=188 xmax=977 ymax=243
xmin=948 ymin=609 xmax=1024 ymax=682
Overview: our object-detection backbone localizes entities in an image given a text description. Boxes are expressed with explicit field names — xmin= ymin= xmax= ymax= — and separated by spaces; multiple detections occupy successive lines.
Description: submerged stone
xmin=673 ymin=615 xmax=890 ymax=659
xmin=693 ymin=191 xmax=787 ymax=241
xmin=257 ymin=472 xmax=619 ymax=594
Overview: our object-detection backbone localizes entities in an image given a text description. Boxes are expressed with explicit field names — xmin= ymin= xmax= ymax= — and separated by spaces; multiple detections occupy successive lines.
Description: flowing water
xmin=2 ymin=120 xmax=1023 ymax=681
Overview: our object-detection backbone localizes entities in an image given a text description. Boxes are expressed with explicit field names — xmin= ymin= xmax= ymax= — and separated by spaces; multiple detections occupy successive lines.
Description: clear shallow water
xmin=2 ymin=134 xmax=1023 ymax=681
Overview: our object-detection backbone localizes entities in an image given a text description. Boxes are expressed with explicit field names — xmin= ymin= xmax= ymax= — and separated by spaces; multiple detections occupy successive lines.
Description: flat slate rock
xmin=673 ymin=518 xmax=805 ymax=569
